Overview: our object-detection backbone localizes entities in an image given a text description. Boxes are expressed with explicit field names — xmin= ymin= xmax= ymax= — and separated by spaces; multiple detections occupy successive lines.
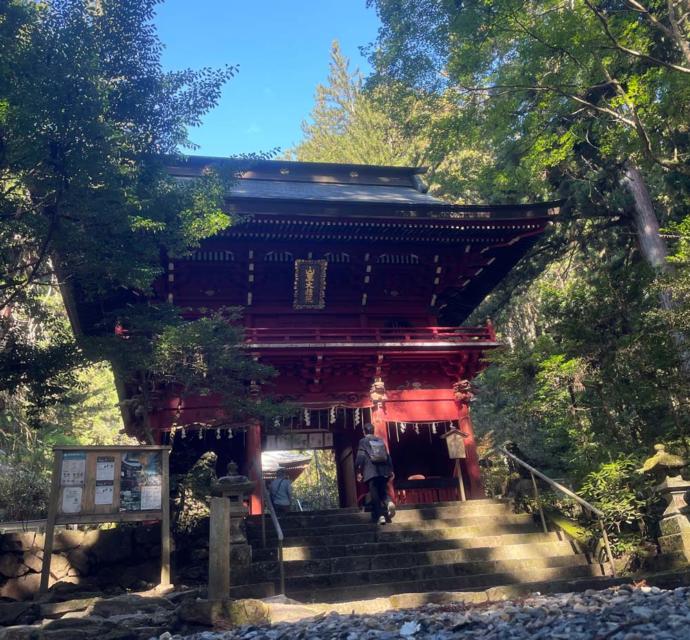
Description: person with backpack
xmin=269 ymin=467 xmax=293 ymax=515
xmin=355 ymin=423 xmax=395 ymax=525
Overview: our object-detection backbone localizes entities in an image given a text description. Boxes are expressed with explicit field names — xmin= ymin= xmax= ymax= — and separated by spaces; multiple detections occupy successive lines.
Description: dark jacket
xmin=355 ymin=434 xmax=393 ymax=483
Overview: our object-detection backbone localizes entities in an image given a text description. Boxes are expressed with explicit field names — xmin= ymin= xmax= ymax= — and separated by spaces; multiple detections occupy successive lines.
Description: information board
xmin=41 ymin=446 xmax=170 ymax=593
xmin=52 ymin=447 xmax=166 ymax=516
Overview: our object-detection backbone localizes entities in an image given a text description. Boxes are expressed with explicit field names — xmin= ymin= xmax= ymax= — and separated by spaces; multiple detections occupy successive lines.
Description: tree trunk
xmin=621 ymin=163 xmax=668 ymax=271
xmin=621 ymin=163 xmax=690 ymax=378
xmin=667 ymin=0 xmax=690 ymax=69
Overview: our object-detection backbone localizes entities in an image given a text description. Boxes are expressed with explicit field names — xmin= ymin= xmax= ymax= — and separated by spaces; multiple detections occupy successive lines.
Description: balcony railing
xmin=244 ymin=325 xmax=496 ymax=345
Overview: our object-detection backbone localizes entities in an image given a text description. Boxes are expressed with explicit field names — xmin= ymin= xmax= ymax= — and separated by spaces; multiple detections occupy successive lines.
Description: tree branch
xmin=511 ymin=14 xmax=585 ymax=68
xmin=0 ymin=209 xmax=58 ymax=310
xmin=584 ymin=0 xmax=690 ymax=74
xmin=624 ymin=0 xmax=676 ymax=39
xmin=667 ymin=0 xmax=690 ymax=67
xmin=455 ymin=81 xmax=690 ymax=174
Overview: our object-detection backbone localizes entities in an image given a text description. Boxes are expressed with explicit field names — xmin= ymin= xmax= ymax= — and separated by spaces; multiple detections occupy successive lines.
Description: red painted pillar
xmin=458 ymin=402 xmax=485 ymax=499
xmin=245 ymin=421 xmax=263 ymax=515
xmin=372 ymin=405 xmax=388 ymax=444
xmin=371 ymin=401 xmax=396 ymax=504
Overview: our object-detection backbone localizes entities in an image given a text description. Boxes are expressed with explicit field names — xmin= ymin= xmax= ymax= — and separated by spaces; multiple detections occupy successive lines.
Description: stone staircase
xmin=241 ymin=499 xmax=610 ymax=603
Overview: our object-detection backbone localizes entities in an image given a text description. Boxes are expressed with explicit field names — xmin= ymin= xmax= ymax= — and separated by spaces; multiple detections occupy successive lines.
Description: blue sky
xmin=154 ymin=1 xmax=380 ymax=158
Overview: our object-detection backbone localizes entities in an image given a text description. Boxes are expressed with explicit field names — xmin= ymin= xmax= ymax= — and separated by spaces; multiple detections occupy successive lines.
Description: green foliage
xmin=1 ymin=0 xmax=237 ymax=310
xmin=172 ymin=451 xmax=217 ymax=534
xmin=292 ymin=450 xmax=339 ymax=511
xmin=0 ymin=1 xmax=267 ymax=518
xmin=0 ymin=454 xmax=50 ymax=521
xmin=0 ymin=0 xmax=238 ymax=424
xmin=96 ymin=306 xmax=285 ymax=441
xmin=580 ymin=456 xmax=651 ymax=535
xmin=286 ymin=41 xmax=421 ymax=167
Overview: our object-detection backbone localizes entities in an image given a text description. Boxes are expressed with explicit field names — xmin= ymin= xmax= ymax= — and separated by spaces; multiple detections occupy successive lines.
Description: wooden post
xmin=40 ymin=451 xmax=63 ymax=593
xmin=457 ymin=402 xmax=485 ymax=499
xmin=246 ymin=421 xmax=262 ymax=515
xmin=336 ymin=441 xmax=357 ymax=508
xmin=208 ymin=496 xmax=231 ymax=600
xmin=455 ymin=459 xmax=466 ymax=502
xmin=160 ymin=448 xmax=171 ymax=587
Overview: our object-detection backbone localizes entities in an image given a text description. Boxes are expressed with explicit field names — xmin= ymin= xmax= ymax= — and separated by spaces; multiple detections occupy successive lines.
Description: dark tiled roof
xmin=229 ymin=179 xmax=446 ymax=205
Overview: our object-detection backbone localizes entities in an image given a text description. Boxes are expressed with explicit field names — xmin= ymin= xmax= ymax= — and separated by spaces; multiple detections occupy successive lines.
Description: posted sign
xmin=41 ymin=446 xmax=170 ymax=593
xmin=54 ymin=448 xmax=165 ymax=516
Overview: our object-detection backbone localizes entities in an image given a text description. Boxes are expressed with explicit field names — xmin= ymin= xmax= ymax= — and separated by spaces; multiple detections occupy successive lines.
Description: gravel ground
xmin=159 ymin=584 xmax=690 ymax=640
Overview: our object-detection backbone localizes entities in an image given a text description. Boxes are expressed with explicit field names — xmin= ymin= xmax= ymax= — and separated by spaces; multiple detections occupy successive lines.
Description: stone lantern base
xmin=656 ymin=475 xmax=690 ymax=562
xmin=229 ymin=499 xmax=252 ymax=567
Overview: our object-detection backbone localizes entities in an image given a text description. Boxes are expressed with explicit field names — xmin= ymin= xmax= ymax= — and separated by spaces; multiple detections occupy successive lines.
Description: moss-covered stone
xmin=177 ymin=597 xmax=269 ymax=627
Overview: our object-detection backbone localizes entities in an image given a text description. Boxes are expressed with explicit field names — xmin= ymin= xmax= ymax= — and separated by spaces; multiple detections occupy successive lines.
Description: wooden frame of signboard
xmin=40 ymin=445 xmax=171 ymax=593
xmin=440 ymin=428 xmax=468 ymax=502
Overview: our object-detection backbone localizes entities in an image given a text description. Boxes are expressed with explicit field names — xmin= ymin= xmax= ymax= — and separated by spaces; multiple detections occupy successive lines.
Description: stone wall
xmin=0 ymin=525 xmax=162 ymax=601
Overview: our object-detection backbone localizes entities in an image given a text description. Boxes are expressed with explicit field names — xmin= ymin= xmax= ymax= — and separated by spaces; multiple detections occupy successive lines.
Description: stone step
xmin=378 ymin=519 xmax=544 ymax=543
xmin=246 ymin=539 xmax=580 ymax=580
xmin=286 ymin=564 xmax=608 ymax=603
xmin=396 ymin=498 xmax=510 ymax=510
xmin=252 ymin=531 xmax=564 ymax=563
xmin=253 ymin=518 xmax=541 ymax=549
xmin=243 ymin=553 xmax=591 ymax=591
xmin=247 ymin=501 xmax=513 ymax=530
xmin=247 ymin=513 xmax=532 ymax=541
xmin=245 ymin=499 xmax=508 ymax=524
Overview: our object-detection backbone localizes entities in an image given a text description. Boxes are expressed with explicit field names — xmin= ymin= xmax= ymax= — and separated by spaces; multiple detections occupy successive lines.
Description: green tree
xmin=292 ymin=450 xmax=339 ymax=510
xmin=287 ymin=41 xmax=420 ymax=166
xmin=98 ymin=306 xmax=285 ymax=442
xmin=0 ymin=2 xmax=284 ymax=516
xmin=290 ymin=40 xmax=528 ymax=203
xmin=368 ymin=0 xmax=690 ymax=274
xmin=1 ymin=0 xmax=236 ymax=310
xmin=368 ymin=1 xmax=690 ymax=460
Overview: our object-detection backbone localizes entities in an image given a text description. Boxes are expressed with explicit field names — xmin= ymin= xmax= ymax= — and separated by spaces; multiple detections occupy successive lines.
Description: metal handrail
xmin=498 ymin=446 xmax=616 ymax=578
xmin=261 ymin=486 xmax=286 ymax=595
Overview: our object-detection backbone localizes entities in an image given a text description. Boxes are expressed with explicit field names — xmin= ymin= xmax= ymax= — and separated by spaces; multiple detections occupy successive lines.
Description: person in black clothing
xmin=355 ymin=423 xmax=395 ymax=525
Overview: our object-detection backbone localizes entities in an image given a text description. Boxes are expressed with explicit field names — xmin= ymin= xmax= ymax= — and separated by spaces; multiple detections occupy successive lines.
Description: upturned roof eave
xmin=168 ymin=155 xmax=429 ymax=176
xmin=225 ymin=195 xmax=563 ymax=221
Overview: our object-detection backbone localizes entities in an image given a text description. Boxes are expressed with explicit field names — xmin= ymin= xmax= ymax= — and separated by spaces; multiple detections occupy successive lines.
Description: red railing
xmin=244 ymin=325 xmax=496 ymax=344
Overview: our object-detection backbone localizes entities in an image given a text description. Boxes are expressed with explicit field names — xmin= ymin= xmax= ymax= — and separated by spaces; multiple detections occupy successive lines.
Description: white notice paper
xmin=61 ymin=486 xmax=82 ymax=513
xmin=95 ymin=483 xmax=114 ymax=505
xmin=61 ymin=452 xmax=86 ymax=486
xmin=96 ymin=456 xmax=115 ymax=482
xmin=140 ymin=485 xmax=161 ymax=510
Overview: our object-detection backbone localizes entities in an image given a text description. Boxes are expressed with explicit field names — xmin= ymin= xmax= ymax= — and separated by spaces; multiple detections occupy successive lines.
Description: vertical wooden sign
xmin=293 ymin=259 xmax=327 ymax=309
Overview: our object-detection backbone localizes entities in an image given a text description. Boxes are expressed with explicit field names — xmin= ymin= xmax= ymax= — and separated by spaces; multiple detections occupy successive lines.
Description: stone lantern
xmin=639 ymin=444 xmax=690 ymax=562
xmin=208 ymin=461 xmax=256 ymax=600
